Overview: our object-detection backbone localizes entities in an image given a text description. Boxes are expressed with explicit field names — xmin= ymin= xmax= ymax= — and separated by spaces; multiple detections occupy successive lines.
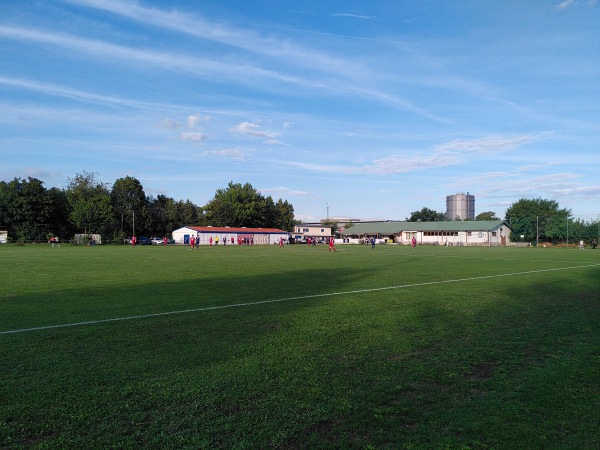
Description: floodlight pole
xmin=133 ymin=211 xmax=135 ymax=237
xmin=536 ymin=216 xmax=539 ymax=247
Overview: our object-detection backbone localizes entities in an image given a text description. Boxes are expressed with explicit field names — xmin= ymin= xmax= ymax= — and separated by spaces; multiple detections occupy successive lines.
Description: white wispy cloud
xmin=358 ymin=153 xmax=459 ymax=175
xmin=346 ymin=84 xmax=451 ymax=123
xmin=203 ymin=148 xmax=246 ymax=161
xmin=285 ymin=152 xmax=457 ymax=175
xmin=0 ymin=76 xmax=172 ymax=110
xmin=230 ymin=122 xmax=279 ymax=140
xmin=58 ymin=1 xmax=446 ymax=120
xmin=434 ymin=134 xmax=546 ymax=154
xmin=187 ymin=114 xmax=202 ymax=129
xmin=260 ymin=187 xmax=308 ymax=196
xmin=159 ymin=113 xmax=215 ymax=146
xmin=160 ymin=118 xmax=182 ymax=130
xmin=448 ymin=167 xmax=600 ymax=203
xmin=333 ymin=13 xmax=377 ymax=20
xmin=3 ymin=14 xmax=475 ymax=123
xmin=556 ymin=0 xmax=576 ymax=10
xmin=0 ymin=26 xmax=308 ymax=87
xmin=285 ymin=133 xmax=547 ymax=176
xmin=179 ymin=132 xmax=206 ymax=143
xmin=63 ymin=0 xmax=369 ymax=76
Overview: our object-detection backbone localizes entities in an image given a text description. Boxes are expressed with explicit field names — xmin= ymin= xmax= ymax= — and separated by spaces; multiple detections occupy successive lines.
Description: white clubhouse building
xmin=172 ymin=226 xmax=289 ymax=245
xmin=340 ymin=220 xmax=511 ymax=246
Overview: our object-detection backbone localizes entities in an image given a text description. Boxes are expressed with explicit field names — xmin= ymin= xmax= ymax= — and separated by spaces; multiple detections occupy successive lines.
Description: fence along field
xmin=1 ymin=244 xmax=599 ymax=448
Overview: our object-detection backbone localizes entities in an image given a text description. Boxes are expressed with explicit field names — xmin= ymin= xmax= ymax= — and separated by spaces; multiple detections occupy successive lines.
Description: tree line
xmin=2 ymin=172 xmax=597 ymax=246
xmin=405 ymin=199 xmax=599 ymax=245
xmin=0 ymin=171 xmax=295 ymax=243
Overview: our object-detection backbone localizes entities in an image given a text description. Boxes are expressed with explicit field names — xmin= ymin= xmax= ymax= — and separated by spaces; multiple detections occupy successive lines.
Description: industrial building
xmin=446 ymin=192 xmax=475 ymax=220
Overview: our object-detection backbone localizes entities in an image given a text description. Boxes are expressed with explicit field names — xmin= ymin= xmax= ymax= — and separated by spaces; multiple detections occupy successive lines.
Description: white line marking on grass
xmin=2 ymin=262 xmax=599 ymax=335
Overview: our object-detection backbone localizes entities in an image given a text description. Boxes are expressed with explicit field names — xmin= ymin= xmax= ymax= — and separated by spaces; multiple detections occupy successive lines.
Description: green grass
xmin=1 ymin=244 xmax=599 ymax=449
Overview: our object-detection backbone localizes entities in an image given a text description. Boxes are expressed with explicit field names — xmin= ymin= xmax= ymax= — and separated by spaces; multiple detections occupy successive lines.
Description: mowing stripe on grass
xmin=2 ymin=262 xmax=599 ymax=335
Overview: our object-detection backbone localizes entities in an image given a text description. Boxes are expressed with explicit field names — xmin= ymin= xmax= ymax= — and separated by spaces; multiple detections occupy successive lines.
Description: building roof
xmin=341 ymin=220 xmax=508 ymax=235
xmin=179 ymin=226 xmax=288 ymax=234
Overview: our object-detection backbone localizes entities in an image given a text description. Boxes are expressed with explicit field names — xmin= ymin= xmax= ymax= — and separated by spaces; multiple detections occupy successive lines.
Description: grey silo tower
xmin=446 ymin=192 xmax=475 ymax=220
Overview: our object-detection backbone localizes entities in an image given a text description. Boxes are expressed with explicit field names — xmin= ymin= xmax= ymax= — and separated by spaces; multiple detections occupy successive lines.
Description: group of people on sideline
xmin=581 ymin=239 xmax=597 ymax=249
xmin=63 ymin=235 xmax=597 ymax=250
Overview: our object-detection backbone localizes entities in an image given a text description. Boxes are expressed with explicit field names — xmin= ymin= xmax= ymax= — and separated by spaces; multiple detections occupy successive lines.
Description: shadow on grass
xmin=1 ymin=260 xmax=599 ymax=449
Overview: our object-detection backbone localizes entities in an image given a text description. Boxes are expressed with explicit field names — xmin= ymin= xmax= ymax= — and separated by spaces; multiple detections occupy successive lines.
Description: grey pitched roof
xmin=341 ymin=220 xmax=507 ymax=235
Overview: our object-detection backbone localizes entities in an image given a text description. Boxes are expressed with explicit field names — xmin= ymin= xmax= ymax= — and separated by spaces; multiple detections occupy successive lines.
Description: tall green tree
xmin=47 ymin=187 xmax=74 ymax=238
xmin=146 ymin=195 xmax=204 ymax=234
xmin=320 ymin=218 xmax=340 ymax=236
xmin=166 ymin=197 xmax=181 ymax=231
xmin=261 ymin=195 xmax=277 ymax=229
xmin=178 ymin=200 xmax=201 ymax=226
xmin=148 ymin=194 xmax=170 ymax=236
xmin=0 ymin=178 xmax=25 ymax=239
xmin=476 ymin=211 xmax=500 ymax=221
xmin=0 ymin=177 xmax=54 ymax=241
xmin=406 ymin=207 xmax=446 ymax=222
xmin=504 ymin=198 xmax=571 ymax=244
xmin=111 ymin=176 xmax=148 ymax=235
xmin=66 ymin=171 xmax=113 ymax=235
xmin=205 ymin=182 xmax=272 ymax=228
xmin=274 ymin=199 xmax=295 ymax=231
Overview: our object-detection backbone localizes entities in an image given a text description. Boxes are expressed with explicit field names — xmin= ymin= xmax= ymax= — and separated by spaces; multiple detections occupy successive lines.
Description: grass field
xmin=1 ymin=243 xmax=599 ymax=449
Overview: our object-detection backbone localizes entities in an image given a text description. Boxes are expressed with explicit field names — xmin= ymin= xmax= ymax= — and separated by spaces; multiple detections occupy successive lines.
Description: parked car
xmin=151 ymin=237 xmax=164 ymax=245
xmin=123 ymin=236 xmax=151 ymax=245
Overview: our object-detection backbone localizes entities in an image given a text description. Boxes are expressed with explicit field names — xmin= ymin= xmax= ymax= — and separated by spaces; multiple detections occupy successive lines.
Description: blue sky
xmin=1 ymin=0 xmax=598 ymax=222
